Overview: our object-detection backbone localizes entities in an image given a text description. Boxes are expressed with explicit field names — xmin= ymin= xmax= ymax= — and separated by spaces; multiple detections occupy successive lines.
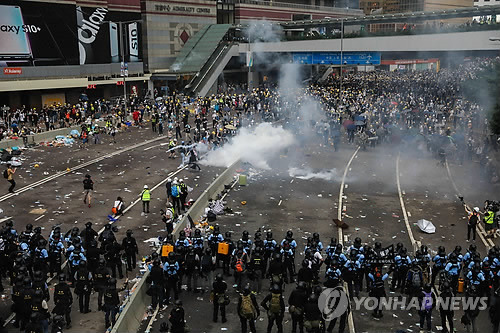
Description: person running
xmin=5 ymin=163 xmax=16 ymax=193
xmin=83 ymin=174 xmax=93 ymax=207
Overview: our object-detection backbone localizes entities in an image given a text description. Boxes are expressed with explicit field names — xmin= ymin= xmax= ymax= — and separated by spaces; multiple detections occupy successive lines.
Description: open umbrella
xmin=417 ymin=219 xmax=436 ymax=234
xmin=343 ymin=119 xmax=354 ymax=129
xmin=225 ymin=124 xmax=237 ymax=130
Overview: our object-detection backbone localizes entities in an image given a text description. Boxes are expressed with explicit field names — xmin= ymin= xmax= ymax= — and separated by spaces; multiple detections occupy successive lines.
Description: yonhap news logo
xmin=319 ymin=287 xmax=350 ymax=320
xmin=318 ymin=288 xmax=489 ymax=318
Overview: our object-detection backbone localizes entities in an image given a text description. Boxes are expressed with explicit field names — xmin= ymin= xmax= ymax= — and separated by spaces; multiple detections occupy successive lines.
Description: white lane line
xmin=337 ymin=147 xmax=360 ymax=333
xmin=144 ymin=142 xmax=169 ymax=151
xmin=396 ymin=153 xmax=417 ymax=250
xmin=0 ymin=135 xmax=167 ymax=203
xmin=445 ymin=160 xmax=494 ymax=249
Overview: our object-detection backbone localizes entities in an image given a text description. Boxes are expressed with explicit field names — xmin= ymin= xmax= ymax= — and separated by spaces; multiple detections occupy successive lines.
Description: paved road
xmin=143 ymin=141 xmax=498 ymax=333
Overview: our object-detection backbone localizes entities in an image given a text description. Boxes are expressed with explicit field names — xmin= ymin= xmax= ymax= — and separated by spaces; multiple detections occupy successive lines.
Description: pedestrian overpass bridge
xmin=242 ymin=30 xmax=500 ymax=54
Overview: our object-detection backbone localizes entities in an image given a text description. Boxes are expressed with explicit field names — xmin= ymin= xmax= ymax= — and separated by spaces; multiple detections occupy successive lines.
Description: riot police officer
xmin=191 ymin=229 xmax=204 ymax=256
xmin=240 ymin=231 xmax=253 ymax=255
xmin=53 ymin=273 xmax=72 ymax=329
xmin=211 ymin=273 xmax=227 ymax=323
xmin=263 ymin=232 xmax=277 ymax=275
xmin=122 ymin=230 xmax=138 ymax=271
xmin=164 ymin=252 xmax=180 ymax=304
xmin=74 ymin=261 xmax=92 ymax=314
xmin=94 ymin=259 xmax=111 ymax=311
xmin=105 ymin=240 xmax=123 ymax=279
xmin=48 ymin=233 xmax=65 ymax=278
xmin=104 ymin=278 xmax=127 ymax=328
xmin=80 ymin=222 xmax=98 ymax=250
xmin=20 ymin=277 xmax=34 ymax=330
xmin=32 ymin=271 xmax=49 ymax=301
xmin=30 ymin=289 xmax=49 ymax=333
xmin=288 ymin=281 xmax=307 ymax=333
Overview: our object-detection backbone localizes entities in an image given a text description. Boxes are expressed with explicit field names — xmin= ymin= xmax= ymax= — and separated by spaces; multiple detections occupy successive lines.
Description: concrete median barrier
xmin=110 ymin=159 xmax=241 ymax=333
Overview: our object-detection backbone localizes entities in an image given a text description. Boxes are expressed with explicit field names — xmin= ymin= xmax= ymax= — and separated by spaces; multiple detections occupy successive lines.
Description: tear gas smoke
xmin=288 ymin=167 xmax=340 ymax=181
xmin=200 ymin=123 xmax=295 ymax=169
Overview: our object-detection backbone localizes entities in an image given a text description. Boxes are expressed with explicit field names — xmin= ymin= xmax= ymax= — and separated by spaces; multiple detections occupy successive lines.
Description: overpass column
xmin=147 ymin=79 xmax=154 ymax=99
xmin=247 ymin=50 xmax=259 ymax=90
xmin=247 ymin=71 xmax=258 ymax=90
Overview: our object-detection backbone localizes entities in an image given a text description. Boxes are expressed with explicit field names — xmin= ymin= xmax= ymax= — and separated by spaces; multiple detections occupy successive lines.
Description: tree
xmin=462 ymin=61 xmax=500 ymax=135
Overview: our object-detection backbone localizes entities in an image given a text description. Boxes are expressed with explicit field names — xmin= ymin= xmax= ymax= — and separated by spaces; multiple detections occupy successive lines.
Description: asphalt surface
xmin=0 ymin=124 xmax=224 ymax=333
xmin=143 ymin=139 xmax=499 ymax=333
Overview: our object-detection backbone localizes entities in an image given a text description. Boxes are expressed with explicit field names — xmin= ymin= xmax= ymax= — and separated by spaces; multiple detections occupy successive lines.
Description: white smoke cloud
xmin=200 ymin=123 xmax=295 ymax=169
xmin=288 ymin=167 xmax=340 ymax=181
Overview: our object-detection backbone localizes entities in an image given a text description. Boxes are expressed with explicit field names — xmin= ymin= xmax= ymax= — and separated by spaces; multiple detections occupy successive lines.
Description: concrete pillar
xmin=147 ymin=79 xmax=154 ymax=99
xmin=247 ymin=71 xmax=258 ymax=90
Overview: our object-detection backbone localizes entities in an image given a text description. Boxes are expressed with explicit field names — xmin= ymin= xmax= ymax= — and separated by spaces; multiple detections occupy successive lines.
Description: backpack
xmin=240 ymin=294 xmax=255 ymax=319
xmin=411 ymin=270 xmax=422 ymax=288
xmin=3 ymin=170 xmax=8 ymax=179
xmin=171 ymin=185 xmax=179 ymax=197
xmin=235 ymin=258 xmax=244 ymax=273
xmin=269 ymin=293 xmax=281 ymax=314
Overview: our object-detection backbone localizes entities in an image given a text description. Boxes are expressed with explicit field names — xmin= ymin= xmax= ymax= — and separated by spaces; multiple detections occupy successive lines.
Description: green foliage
xmin=462 ymin=62 xmax=500 ymax=135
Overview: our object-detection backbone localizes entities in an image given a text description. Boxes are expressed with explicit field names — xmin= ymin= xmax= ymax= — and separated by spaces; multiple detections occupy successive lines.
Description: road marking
xmin=34 ymin=214 xmax=45 ymax=222
xmin=0 ymin=135 xmax=167 ymax=203
xmin=337 ymin=147 xmax=359 ymax=333
xmin=396 ymin=153 xmax=417 ymax=251
xmin=445 ymin=160 xmax=494 ymax=249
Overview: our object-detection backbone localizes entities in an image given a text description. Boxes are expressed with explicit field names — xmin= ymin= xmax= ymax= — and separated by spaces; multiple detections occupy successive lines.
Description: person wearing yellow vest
xmin=141 ymin=185 xmax=151 ymax=214
xmin=484 ymin=210 xmax=496 ymax=238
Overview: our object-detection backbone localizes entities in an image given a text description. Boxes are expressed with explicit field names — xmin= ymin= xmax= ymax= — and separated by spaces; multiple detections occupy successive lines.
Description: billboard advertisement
xmin=76 ymin=6 xmax=142 ymax=65
xmin=0 ymin=1 xmax=141 ymax=67
xmin=0 ymin=1 xmax=78 ymax=66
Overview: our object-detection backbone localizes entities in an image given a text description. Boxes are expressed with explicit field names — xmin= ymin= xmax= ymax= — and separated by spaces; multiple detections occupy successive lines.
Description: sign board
xmin=292 ymin=52 xmax=381 ymax=65
xmin=3 ymin=67 xmax=22 ymax=75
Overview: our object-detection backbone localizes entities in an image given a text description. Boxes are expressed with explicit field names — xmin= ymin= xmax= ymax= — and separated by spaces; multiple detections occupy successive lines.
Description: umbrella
xmin=417 ymin=219 xmax=436 ymax=234
xmin=342 ymin=119 xmax=354 ymax=129
xmin=225 ymin=124 xmax=237 ymax=130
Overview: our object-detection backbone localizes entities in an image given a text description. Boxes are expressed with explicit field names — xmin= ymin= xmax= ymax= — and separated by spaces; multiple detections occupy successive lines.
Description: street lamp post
xmin=340 ymin=18 xmax=344 ymax=109
xmin=119 ymin=21 xmax=128 ymax=116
